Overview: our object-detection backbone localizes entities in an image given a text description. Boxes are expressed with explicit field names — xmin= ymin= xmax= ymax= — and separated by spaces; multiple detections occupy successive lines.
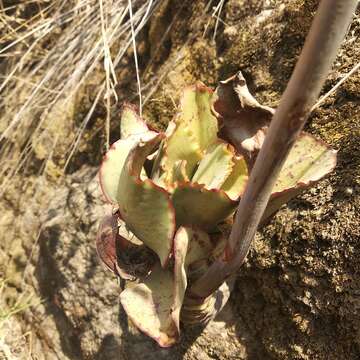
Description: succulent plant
xmin=96 ymin=73 xmax=336 ymax=347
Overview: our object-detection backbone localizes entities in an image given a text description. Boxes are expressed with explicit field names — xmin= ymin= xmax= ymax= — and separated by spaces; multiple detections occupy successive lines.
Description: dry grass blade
xmin=0 ymin=0 xmax=161 ymax=197
xmin=311 ymin=61 xmax=360 ymax=111
xmin=129 ymin=0 xmax=143 ymax=116
xmin=212 ymin=0 xmax=225 ymax=41
xmin=99 ymin=0 xmax=117 ymax=150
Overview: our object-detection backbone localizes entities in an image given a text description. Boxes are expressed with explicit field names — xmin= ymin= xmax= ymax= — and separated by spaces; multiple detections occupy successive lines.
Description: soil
xmin=1 ymin=0 xmax=359 ymax=359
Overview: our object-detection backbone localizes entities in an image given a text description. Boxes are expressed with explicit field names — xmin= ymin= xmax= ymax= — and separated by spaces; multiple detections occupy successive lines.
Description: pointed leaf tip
xmin=192 ymin=141 xmax=235 ymax=190
xmin=161 ymin=84 xmax=219 ymax=183
xmin=99 ymin=131 xmax=157 ymax=203
xmin=120 ymin=103 xmax=149 ymax=139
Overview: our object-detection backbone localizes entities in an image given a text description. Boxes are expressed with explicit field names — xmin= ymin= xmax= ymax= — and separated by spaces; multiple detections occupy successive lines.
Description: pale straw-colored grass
xmin=0 ymin=0 xmax=161 ymax=196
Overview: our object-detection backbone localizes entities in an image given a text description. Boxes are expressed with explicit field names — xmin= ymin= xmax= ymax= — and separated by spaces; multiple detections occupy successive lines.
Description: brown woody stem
xmin=189 ymin=0 xmax=358 ymax=299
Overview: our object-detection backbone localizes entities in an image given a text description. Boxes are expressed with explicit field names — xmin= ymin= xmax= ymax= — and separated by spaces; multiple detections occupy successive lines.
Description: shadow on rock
xmin=35 ymin=225 xmax=84 ymax=360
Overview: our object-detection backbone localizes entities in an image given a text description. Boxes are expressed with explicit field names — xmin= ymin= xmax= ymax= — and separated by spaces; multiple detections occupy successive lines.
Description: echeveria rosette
xmin=99 ymin=86 xmax=249 ymax=265
xmin=97 ymin=87 xmax=247 ymax=346
xmin=96 ymin=79 xmax=336 ymax=347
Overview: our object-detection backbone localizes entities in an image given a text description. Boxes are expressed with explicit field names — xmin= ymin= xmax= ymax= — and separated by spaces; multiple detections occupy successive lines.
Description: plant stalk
xmin=189 ymin=0 xmax=358 ymax=299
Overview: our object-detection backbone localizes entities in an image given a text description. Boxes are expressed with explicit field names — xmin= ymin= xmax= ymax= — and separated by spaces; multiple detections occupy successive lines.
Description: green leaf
xmin=161 ymin=84 xmax=219 ymax=183
xmin=120 ymin=104 xmax=149 ymax=139
xmin=150 ymin=139 xmax=166 ymax=182
xmin=273 ymin=133 xmax=337 ymax=192
xmin=263 ymin=133 xmax=337 ymax=219
xmin=192 ymin=141 xmax=235 ymax=190
xmin=182 ymin=227 xmax=213 ymax=267
xmin=162 ymin=121 xmax=201 ymax=184
xmin=179 ymin=84 xmax=219 ymax=151
xmin=171 ymin=227 xmax=189 ymax=331
xmin=172 ymin=226 xmax=215 ymax=328
xmin=99 ymin=132 xmax=157 ymax=203
xmin=120 ymin=264 xmax=178 ymax=347
xmin=221 ymin=155 xmax=248 ymax=200
xmin=176 ymin=227 xmax=214 ymax=285
xmin=172 ymin=160 xmax=189 ymax=183
xmin=120 ymin=226 xmax=189 ymax=347
xmin=117 ymin=133 xmax=176 ymax=267
xmin=172 ymin=183 xmax=237 ymax=231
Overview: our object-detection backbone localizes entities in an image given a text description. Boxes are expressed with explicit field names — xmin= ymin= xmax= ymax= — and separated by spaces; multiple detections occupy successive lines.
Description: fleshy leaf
xmin=161 ymin=84 xmax=219 ymax=183
xmin=192 ymin=141 xmax=235 ymax=190
xmin=150 ymin=139 xmax=167 ymax=187
xmin=162 ymin=122 xmax=201 ymax=183
xmin=211 ymin=71 xmax=274 ymax=167
xmin=96 ymin=214 xmax=119 ymax=274
xmin=120 ymin=226 xmax=190 ymax=347
xmin=120 ymin=264 xmax=178 ymax=347
xmin=172 ymin=182 xmax=237 ymax=231
xmin=273 ymin=133 xmax=337 ymax=192
xmin=221 ymin=155 xmax=248 ymax=200
xmin=183 ymin=227 xmax=213 ymax=267
xmin=171 ymin=227 xmax=189 ymax=331
xmin=118 ymin=221 xmax=143 ymax=246
xmin=96 ymin=214 xmax=156 ymax=280
xmin=179 ymin=84 xmax=218 ymax=151
xmin=120 ymin=103 xmax=149 ymax=139
xmin=117 ymin=133 xmax=176 ymax=267
xmin=176 ymin=227 xmax=215 ymax=285
xmin=172 ymin=160 xmax=189 ymax=183
xmin=263 ymin=133 xmax=337 ymax=219
xmin=99 ymin=132 xmax=157 ymax=203
xmin=172 ymin=226 xmax=215 ymax=328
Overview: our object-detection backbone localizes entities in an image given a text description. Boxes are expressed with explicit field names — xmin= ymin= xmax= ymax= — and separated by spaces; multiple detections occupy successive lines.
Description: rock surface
xmin=1 ymin=0 xmax=359 ymax=359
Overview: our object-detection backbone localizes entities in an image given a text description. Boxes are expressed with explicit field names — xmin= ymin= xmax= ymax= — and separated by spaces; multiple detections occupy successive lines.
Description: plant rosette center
xmin=96 ymin=72 xmax=336 ymax=347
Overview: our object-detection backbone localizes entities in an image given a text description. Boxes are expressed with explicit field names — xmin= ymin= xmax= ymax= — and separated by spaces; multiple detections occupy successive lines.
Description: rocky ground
xmin=1 ymin=0 xmax=359 ymax=359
